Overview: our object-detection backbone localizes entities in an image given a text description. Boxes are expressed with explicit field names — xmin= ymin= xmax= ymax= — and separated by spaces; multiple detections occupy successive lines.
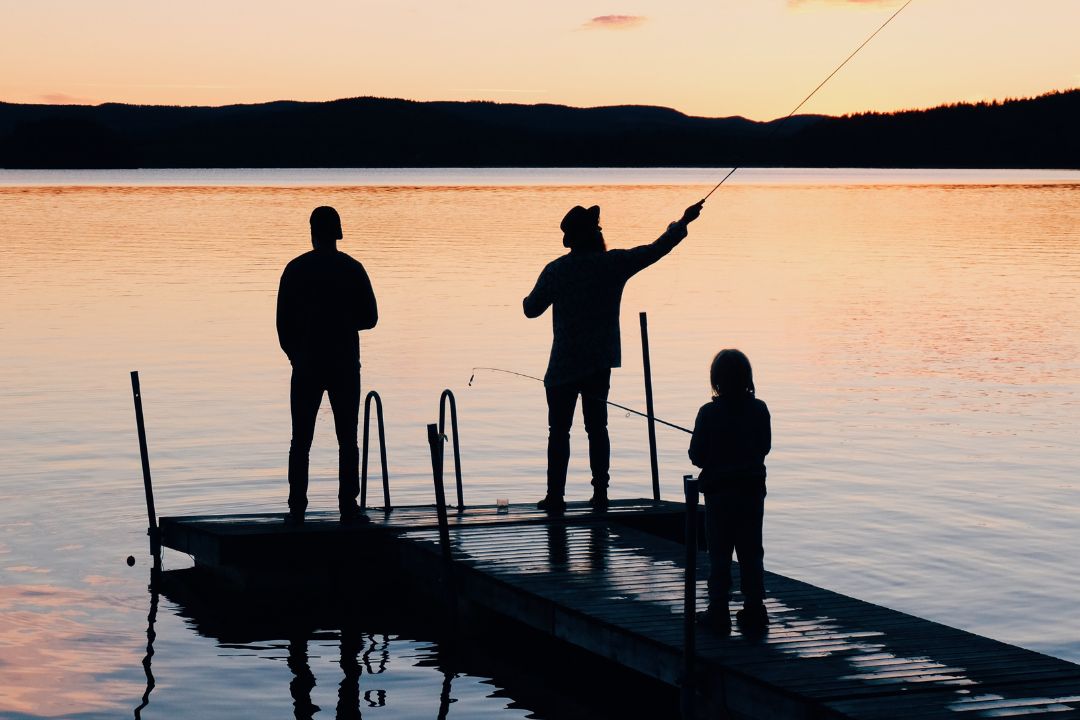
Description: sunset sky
xmin=1 ymin=0 xmax=1077 ymax=120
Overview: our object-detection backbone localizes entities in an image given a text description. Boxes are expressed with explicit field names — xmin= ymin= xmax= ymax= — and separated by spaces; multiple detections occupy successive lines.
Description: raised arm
xmin=619 ymin=200 xmax=704 ymax=278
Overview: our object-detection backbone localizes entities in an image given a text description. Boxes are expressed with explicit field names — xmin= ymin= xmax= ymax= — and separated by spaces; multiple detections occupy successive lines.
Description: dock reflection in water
xmin=139 ymin=569 xmax=531 ymax=720
xmin=148 ymin=564 xmax=674 ymax=720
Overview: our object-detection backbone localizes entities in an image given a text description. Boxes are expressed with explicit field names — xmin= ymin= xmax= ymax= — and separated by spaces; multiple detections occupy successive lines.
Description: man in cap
xmin=277 ymin=206 xmax=378 ymax=524
xmin=523 ymin=200 xmax=704 ymax=512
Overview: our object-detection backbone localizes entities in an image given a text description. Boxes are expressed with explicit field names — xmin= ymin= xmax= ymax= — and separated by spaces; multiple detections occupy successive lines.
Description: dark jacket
xmin=522 ymin=222 xmax=687 ymax=386
xmin=276 ymin=249 xmax=377 ymax=371
xmin=688 ymin=395 xmax=771 ymax=494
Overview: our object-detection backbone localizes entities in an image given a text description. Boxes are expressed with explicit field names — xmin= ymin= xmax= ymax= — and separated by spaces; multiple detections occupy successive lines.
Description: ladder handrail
xmin=361 ymin=390 xmax=391 ymax=511
xmin=438 ymin=389 xmax=464 ymax=510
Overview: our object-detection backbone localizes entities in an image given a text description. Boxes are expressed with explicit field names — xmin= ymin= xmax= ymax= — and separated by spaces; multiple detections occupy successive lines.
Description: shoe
xmin=588 ymin=488 xmax=609 ymax=511
xmin=695 ymin=607 xmax=731 ymax=635
xmin=736 ymin=604 xmax=769 ymax=630
xmin=536 ymin=496 xmax=566 ymax=514
xmin=339 ymin=503 xmax=370 ymax=525
xmin=283 ymin=511 xmax=305 ymax=526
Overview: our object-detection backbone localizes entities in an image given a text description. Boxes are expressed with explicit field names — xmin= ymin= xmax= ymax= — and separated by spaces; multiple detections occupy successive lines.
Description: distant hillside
xmin=0 ymin=90 xmax=1076 ymax=169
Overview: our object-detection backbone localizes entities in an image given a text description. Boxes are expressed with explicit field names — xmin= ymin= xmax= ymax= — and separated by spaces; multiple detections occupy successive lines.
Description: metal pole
xmin=377 ymin=398 xmax=390 ymax=510
xmin=439 ymin=390 xmax=464 ymax=510
xmin=682 ymin=474 xmax=699 ymax=719
xmin=130 ymin=371 xmax=161 ymax=571
xmin=427 ymin=423 xmax=451 ymax=561
xmin=361 ymin=396 xmax=372 ymax=511
xmin=640 ymin=312 xmax=661 ymax=501
xmin=362 ymin=391 xmax=392 ymax=511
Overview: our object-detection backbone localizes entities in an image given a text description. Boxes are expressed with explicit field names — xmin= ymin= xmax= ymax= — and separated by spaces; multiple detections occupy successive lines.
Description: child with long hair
xmin=689 ymin=349 xmax=771 ymax=633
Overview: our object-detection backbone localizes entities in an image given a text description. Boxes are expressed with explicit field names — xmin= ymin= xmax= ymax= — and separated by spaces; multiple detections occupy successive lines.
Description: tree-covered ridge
xmin=0 ymin=89 xmax=1075 ymax=168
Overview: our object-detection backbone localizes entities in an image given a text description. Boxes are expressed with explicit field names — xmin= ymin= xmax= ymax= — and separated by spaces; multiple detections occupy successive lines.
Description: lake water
xmin=1 ymin=168 xmax=1078 ymax=717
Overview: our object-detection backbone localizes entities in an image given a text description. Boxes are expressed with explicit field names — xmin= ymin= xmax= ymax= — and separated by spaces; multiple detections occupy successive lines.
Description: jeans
xmin=704 ymin=486 xmax=766 ymax=608
xmin=288 ymin=364 xmax=361 ymax=515
xmin=544 ymin=368 xmax=611 ymax=497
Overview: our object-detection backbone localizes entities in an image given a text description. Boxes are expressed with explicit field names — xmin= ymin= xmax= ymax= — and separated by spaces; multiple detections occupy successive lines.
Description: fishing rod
xmin=468 ymin=367 xmax=693 ymax=434
xmin=470 ymin=9 xmax=916 ymax=436
xmin=703 ymin=0 xmax=915 ymax=201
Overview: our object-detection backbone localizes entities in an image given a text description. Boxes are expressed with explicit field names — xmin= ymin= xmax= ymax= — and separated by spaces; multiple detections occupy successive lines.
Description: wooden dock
xmin=159 ymin=501 xmax=1080 ymax=719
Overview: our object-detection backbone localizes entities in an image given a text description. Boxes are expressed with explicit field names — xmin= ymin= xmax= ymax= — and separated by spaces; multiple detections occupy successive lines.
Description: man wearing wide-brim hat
xmin=523 ymin=199 xmax=704 ymax=513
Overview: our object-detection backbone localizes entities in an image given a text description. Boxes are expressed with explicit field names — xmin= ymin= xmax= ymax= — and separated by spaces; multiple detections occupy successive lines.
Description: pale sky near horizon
xmin=1 ymin=0 xmax=1076 ymax=120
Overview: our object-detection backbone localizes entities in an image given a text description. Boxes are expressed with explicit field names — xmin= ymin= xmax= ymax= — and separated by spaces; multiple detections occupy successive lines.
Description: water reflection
xmin=150 ymin=557 xmax=686 ymax=720
xmin=152 ymin=570 xmax=436 ymax=719
xmin=287 ymin=638 xmax=319 ymax=719
xmin=134 ymin=583 xmax=158 ymax=719
xmin=0 ymin=583 xmax=143 ymax=717
xmin=1 ymin=170 xmax=1078 ymax=715
xmin=152 ymin=566 xmax=674 ymax=719
xmin=283 ymin=630 xmax=387 ymax=720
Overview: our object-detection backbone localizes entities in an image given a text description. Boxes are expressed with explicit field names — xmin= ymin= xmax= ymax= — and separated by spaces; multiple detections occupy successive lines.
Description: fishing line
xmin=469 ymin=367 xmax=693 ymax=434
xmin=702 ymin=0 xmax=915 ymax=201
xmin=473 ymin=8 xmax=913 ymax=437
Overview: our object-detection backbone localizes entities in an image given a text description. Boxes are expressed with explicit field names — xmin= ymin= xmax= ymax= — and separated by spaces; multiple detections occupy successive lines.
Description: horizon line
xmin=1 ymin=86 xmax=1076 ymax=124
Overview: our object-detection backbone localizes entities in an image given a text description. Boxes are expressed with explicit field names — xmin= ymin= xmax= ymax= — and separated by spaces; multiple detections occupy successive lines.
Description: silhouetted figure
xmin=277 ymin=206 xmax=378 ymax=524
xmin=689 ymin=349 xmax=771 ymax=635
xmin=337 ymin=625 xmax=364 ymax=720
xmin=523 ymin=201 xmax=704 ymax=513
xmin=287 ymin=638 xmax=319 ymax=719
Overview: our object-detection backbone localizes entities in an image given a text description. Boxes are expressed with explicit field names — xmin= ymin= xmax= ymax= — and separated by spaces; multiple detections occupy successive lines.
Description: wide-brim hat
xmin=560 ymin=205 xmax=600 ymax=235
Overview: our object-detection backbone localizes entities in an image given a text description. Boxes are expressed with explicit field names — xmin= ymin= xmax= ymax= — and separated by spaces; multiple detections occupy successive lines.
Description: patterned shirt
xmin=523 ymin=222 xmax=688 ymax=386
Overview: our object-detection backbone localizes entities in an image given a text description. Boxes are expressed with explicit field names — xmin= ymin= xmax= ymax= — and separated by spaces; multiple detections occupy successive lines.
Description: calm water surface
xmin=1 ymin=168 xmax=1078 ymax=717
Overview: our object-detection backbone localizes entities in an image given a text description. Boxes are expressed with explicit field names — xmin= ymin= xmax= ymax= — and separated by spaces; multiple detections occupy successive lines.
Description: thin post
xmin=682 ymin=474 xmax=700 ymax=719
xmin=361 ymin=400 xmax=370 ymax=510
xmin=130 ymin=371 xmax=161 ymax=572
xmin=640 ymin=312 xmax=661 ymax=501
xmin=427 ymin=423 xmax=451 ymax=561
xmin=439 ymin=390 xmax=464 ymax=510
xmin=378 ymin=409 xmax=390 ymax=509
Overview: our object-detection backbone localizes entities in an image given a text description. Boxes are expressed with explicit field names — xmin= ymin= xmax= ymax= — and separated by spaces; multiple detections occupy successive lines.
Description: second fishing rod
xmin=470 ymin=311 xmax=692 ymax=435
xmin=470 ymin=366 xmax=693 ymax=435
xmin=470 ymin=313 xmax=691 ymax=502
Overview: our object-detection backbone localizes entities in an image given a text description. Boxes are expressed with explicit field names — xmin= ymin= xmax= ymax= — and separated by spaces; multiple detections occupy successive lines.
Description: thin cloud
xmin=39 ymin=92 xmax=91 ymax=105
xmin=789 ymin=0 xmax=901 ymax=6
xmin=448 ymin=88 xmax=549 ymax=95
xmin=583 ymin=15 xmax=647 ymax=30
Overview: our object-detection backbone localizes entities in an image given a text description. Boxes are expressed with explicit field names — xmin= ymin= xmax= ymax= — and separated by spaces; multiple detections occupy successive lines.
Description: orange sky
xmin=1 ymin=0 xmax=1077 ymax=120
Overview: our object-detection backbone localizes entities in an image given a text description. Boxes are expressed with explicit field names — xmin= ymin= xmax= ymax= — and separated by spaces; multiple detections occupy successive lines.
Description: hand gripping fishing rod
xmin=469 ymin=367 xmax=693 ymax=434
xmin=703 ymin=0 xmax=914 ymax=201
